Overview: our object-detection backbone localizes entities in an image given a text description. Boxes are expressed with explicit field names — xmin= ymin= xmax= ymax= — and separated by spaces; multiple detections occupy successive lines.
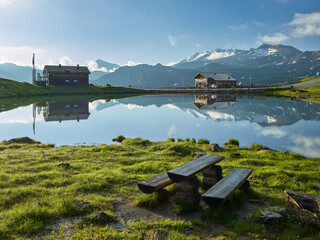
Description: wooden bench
xmin=202 ymin=168 xmax=253 ymax=207
xmin=167 ymin=154 xmax=225 ymax=183
xmin=138 ymin=172 xmax=173 ymax=194
xmin=138 ymin=154 xmax=224 ymax=193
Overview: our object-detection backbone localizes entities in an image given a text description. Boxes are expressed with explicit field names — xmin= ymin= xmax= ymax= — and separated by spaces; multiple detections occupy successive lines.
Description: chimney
xmin=77 ymin=64 xmax=79 ymax=69
xmin=59 ymin=64 xmax=61 ymax=67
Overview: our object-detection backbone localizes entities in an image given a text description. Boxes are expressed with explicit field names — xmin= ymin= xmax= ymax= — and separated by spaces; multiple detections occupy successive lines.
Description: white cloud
xmin=287 ymin=12 xmax=320 ymax=38
xmin=124 ymin=60 xmax=143 ymax=67
xmin=88 ymin=100 xmax=106 ymax=111
xmin=288 ymin=134 xmax=320 ymax=158
xmin=260 ymin=128 xmax=288 ymax=139
xmin=0 ymin=105 xmax=36 ymax=124
xmin=195 ymin=43 xmax=201 ymax=48
xmin=168 ymin=34 xmax=177 ymax=46
xmin=227 ymin=24 xmax=248 ymax=30
xmin=252 ymin=21 xmax=265 ymax=27
xmin=59 ymin=56 xmax=75 ymax=66
xmin=0 ymin=45 xmax=42 ymax=66
xmin=257 ymin=32 xmax=289 ymax=44
xmin=168 ymin=125 xmax=177 ymax=136
xmin=0 ymin=0 xmax=12 ymax=5
xmin=86 ymin=60 xmax=108 ymax=72
xmin=126 ymin=104 xmax=143 ymax=110
xmin=0 ymin=0 xmax=30 ymax=5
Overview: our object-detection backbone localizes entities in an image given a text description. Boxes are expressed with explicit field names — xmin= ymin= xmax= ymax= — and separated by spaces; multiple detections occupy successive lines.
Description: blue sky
xmin=0 ymin=0 xmax=320 ymax=69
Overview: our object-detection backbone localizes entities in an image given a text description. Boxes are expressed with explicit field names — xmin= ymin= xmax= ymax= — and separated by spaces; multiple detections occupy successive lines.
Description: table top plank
xmin=167 ymin=154 xmax=225 ymax=183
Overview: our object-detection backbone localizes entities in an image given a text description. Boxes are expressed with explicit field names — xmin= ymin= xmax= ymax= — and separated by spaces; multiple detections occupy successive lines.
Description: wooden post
xmin=202 ymin=165 xmax=222 ymax=189
xmin=175 ymin=176 xmax=200 ymax=207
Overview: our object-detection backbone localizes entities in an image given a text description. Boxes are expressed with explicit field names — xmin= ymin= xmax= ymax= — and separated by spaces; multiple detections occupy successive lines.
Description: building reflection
xmin=34 ymin=100 xmax=90 ymax=123
xmin=194 ymin=94 xmax=236 ymax=109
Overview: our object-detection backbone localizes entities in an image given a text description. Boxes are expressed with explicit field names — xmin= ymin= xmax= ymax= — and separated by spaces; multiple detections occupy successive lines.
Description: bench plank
xmin=167 ymin=154 xmax=225 ymax=183
xmin=138 ymin=172 xmax=173 ymax=194
xmin=202 ymin=168 xmax=252 ymax=206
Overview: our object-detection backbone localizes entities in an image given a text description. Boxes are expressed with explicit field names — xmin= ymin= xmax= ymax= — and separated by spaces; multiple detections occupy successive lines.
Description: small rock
xmin=192 ymin=152 xmax=205 ymax=158
xmin=88 ymin=211 xmax=115 ymax=224
xmin=260 ymin=211 xmax=282 ymax=224
xmin=208 ymin=143 xmax=220 ymax=152
xmin=144 ymin=229 xmax=168 ymax=240
xmin=58 ymin=163 xmax=71 ymax=168
xmin=71 ymin=200 xmax=89 ymax=210
xmin=250 ymin=143 xmax=270 ymax=151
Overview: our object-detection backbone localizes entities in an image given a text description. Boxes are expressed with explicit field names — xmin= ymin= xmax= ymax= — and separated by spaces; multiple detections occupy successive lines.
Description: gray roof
xmin=195 ymin=72 xmax=236 ymax=81
xmin=44 ymin=65 xmax=90 ymax=74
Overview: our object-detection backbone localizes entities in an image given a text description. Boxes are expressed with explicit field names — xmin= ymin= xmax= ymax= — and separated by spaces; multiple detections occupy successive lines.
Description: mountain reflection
xmin=114 ymin=95 xmax=320 ymax=127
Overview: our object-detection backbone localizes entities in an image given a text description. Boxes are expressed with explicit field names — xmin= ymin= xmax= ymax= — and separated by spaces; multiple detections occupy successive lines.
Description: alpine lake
xmin=0 ymin=93 xmax=320 ymax=157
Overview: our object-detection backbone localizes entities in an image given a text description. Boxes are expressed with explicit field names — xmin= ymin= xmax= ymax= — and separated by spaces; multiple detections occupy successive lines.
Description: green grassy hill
xmin=0 ymin=78 xmax=146 ymax=98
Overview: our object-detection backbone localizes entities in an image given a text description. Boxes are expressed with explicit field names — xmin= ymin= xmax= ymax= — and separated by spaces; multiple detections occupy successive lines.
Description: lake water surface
xmin=0 ymin=94 xmax=320 ymax=157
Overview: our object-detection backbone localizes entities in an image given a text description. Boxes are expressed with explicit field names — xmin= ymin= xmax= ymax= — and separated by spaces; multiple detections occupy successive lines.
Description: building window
xmin=74 ymin=79 xmax=78 ymax=83
xmin=65 ymin=79 xmax=70 ymax=83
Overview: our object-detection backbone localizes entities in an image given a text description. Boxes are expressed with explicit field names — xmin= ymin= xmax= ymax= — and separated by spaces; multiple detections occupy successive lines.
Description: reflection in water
xmin=32 ymin=100 xmax=90 ymax=134
xmin=34 ymin=100 xmax=90 ymax=123
xmin=194 ymin=94 xmax=236 ymax=109
xmin=0 ymin=95 xmax=319 ymax=157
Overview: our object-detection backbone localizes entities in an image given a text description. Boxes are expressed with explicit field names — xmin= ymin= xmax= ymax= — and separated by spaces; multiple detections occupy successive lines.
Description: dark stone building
xmin=43 ymin=64 xmax=90 ymax=86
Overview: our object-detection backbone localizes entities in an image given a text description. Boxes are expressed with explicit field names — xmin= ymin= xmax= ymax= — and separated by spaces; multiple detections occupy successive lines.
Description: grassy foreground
xmin=0 ymin=78 xmax=147 ymax=98
xmin=0 ymin=137 xmax=319 ymax=239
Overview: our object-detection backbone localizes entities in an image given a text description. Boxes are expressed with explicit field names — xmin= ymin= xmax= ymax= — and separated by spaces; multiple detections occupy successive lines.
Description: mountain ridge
xmin=0 ymin=44 xmax=319 ymax=87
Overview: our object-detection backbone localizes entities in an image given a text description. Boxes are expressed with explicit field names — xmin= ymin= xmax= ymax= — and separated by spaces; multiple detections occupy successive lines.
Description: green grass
xmin=266 ymin=87 xmax=320 ymax=101
xmin=0 ymin=138 xmax=319 ymax=239
xmin=0 ymin=77 xmax=147 ymax=98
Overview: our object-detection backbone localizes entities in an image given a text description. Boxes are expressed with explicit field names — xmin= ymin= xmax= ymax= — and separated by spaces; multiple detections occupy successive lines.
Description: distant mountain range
xmin=1 ymin=44 xmax=319 ymax=87
xmin=0 ymin=59 xmax=119 ymax=83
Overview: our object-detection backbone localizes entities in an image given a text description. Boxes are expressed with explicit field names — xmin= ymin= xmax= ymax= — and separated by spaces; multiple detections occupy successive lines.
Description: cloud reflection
xmin=288 ymin=135 xmax=320 ymax=157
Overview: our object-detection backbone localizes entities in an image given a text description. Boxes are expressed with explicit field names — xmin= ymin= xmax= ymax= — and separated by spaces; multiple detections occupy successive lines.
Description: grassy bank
xmin=0 ymin=137 xmax=319 ymax=239
xmin=266 ymin=87 xmax=320 ymax=102
xmin=0 ymin=78 xmax=147 ymax=98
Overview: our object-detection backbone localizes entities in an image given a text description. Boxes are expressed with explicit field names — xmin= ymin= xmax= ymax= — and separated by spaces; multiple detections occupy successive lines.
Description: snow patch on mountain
xmin=186 ymin=52 xmax=208 ymax=62
xmin=207 ymin=50 xmax=235 ymax=60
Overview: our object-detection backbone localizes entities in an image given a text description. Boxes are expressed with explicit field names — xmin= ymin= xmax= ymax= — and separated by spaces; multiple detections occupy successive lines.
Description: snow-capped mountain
xmin=173 ymin=44 xmax=320 ymax=84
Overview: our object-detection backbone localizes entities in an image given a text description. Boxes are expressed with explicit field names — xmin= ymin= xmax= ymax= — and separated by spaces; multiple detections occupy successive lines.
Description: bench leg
xmin=202 ymin=165 xmax=223 ymax=189
xmin=156 ymin=189 xmax=169 ymax=203
xmin=240 ymin=180 xmax=250 ymax=195
xmin=175 ymin=176 xmax=200 ymax=208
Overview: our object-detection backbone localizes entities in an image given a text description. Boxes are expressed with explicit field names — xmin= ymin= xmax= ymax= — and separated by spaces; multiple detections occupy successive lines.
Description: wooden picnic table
xmin=167 ymin=154 xmax=225 ymax=183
